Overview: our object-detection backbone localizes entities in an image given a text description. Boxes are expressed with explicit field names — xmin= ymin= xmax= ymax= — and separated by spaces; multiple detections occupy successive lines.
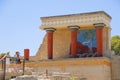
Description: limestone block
xmin=15 ymin=75 xmax=37 ymax=80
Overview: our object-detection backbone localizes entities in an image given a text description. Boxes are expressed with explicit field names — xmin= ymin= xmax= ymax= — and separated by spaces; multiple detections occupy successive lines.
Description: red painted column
xmin=68 ymin=26 xmax=80 ymax=57
xmin=96 ymin=28 xmax=103 ymax=54
xmin=94 ymin=23 xmax=105 ymax=56
xmin=24 ymin=49 xmax=30 ymax=60
xmin=45 ymin=28 xmax=55 ymax=59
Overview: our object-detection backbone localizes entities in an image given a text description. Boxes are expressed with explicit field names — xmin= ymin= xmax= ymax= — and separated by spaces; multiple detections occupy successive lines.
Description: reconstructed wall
xmin=111 ymin=56 xmax=120 ymax=80
xmin=24 ymin=57 xmax=111 ymax=80
xmin=0 ymin=57 xmax=112 ymax=80
xmin=36 ymin=29 xmax=71 ymax=60
xmin=35 ymin=11 xmax=112 ymax=60
xmin=35 ymin=28 xmax=112 ymax=60
xmin=103 ymin=27 xmax=111 ymax=57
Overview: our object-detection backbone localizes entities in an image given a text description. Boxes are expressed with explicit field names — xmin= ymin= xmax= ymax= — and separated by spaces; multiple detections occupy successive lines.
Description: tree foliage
xmin=111 ymin=35 xmax=120 ymax=55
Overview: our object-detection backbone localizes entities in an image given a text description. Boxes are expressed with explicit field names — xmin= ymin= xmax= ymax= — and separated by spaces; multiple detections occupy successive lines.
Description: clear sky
xmin=0 ymin=0 xmax=120 ymax=56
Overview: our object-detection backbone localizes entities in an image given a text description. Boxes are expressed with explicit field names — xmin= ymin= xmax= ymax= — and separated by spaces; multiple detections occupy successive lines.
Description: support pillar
xmin=44 ymin=28 xmax=56 ymax=59
xmin=94 ymin=23 xmax=106 ymax=56
xmin=68 ymin=26 xmax=80 ymax=57
xmin=24 ymin=49 xmax=30 ymax=60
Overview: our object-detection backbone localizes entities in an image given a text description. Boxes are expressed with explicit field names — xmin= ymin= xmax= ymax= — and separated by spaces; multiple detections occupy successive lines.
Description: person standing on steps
xmin=14 ymin=51 xmax=22 ymax=72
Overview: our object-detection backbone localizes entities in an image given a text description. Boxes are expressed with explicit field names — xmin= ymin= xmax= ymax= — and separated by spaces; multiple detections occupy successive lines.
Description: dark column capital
xmin=93 ymin=23 xmax=106 ymax=29
xmin=44 ymin=27 xmax=56 ymax=32
xmin=68 ymin=25 xmax=80 ymax=31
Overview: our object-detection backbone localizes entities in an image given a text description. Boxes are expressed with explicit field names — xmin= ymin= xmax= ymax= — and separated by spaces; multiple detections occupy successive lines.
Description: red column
xmin=24 ymin=49 xmax=29 ymax=60
xmin=94 ymin=23 xmax=105 ymax=56
xmin=45 ymin=28 xmax=55 ymax=59
xmin=96 ymin=28 xmax=103 ymax=54
xmin=68 ymin=26 xmax=80 ymax=57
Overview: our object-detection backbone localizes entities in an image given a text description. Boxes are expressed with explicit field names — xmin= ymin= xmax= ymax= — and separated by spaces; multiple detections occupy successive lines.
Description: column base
xmin=97 ymin=54 xmax=103 ymax=57
xmin=69 ymin=55 xmax=79 ymax=58
xmin=25 ymin=58 xmax=29 ymax=61
xmin=48 ymin=57 xmax=53 ymax=59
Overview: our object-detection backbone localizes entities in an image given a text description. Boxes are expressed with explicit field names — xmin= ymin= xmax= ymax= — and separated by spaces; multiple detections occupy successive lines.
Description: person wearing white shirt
xmin=0 ymin=52 xmax=11 ymax=72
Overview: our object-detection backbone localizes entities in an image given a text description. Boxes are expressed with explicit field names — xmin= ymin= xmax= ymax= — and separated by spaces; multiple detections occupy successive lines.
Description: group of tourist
xmin=0 ymin=51 xmax=22 ymax=72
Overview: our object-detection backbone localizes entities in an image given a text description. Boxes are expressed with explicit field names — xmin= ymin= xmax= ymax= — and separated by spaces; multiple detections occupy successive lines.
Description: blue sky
xmin=0 ymin=0 xmax=120 ymax=56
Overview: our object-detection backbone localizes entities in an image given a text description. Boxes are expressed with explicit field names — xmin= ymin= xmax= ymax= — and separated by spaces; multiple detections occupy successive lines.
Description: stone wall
xmin=3 ymin=57 xmax=111 ymax=80
xmin=35 ymin=34 xmax=48 ymax=60
xmin=21 ymin=57 xmax=111 ymax=80
xmin=111 ymin=56 xmax=120 ymax=80
xmin=35 ymin=29 xmax=71 ymax=60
